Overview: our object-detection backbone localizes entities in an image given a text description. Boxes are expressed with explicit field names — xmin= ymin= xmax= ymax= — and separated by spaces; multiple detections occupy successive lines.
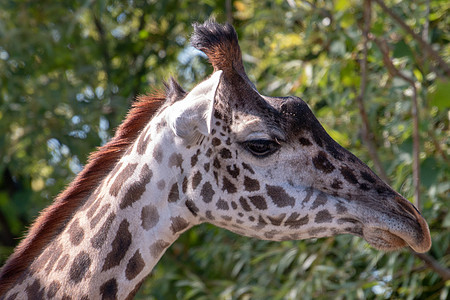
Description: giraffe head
xmin=166 ymin=20 xmax=431 ymax=253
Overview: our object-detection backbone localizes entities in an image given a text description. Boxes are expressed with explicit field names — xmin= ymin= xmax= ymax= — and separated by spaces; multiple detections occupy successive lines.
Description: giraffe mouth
xmin=359 ymin=202 xmax=431 ymax=253
xmin=362 ymin=228 xmax=408 ymax=251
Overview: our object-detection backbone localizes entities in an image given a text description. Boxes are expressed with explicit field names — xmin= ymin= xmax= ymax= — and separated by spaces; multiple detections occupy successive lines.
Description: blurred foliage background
xmin=0 ymin=0 xmax=449 ymax=299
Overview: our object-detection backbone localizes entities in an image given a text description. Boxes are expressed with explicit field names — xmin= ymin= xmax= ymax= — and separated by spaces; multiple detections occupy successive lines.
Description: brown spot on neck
xmin=102 ymin=219 xmax=132 ymax=272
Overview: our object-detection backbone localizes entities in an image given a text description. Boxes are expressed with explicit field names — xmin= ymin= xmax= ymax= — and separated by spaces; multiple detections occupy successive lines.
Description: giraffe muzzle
xmin=360 ymin=198 xmax=431 ymax=253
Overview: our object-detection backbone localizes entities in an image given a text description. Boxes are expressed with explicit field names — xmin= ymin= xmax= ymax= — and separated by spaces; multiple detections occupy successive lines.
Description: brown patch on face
xmin=190 ymin=150 xmax=199 ymax=167
xmin=340 ymin=166 xmax=358 ymax=184
xmin=376 ymin=185 xmax=389 ymax=194
xmin=26 ymin=279 xmax=44 ymax=300
xmin=222 ymin=177 xmax=237 ymax=193
xmin=219 ymin=148 xmax=232 ymax=159
xmin=205 ymin=210 xmax=215 ymax=220
xmin=331 ymin=179 xmax=343 ymax=190
xmin=201 ymin=182 xmax=215 ymax=203
xmin=326 ymin=143 xmax=344 ymax=160
xmin=213 ymin=157 xmax=221 ymax=169
xmin=125 ymin=250 xmax=145 ymax=280
xmin=213 ymin=171 xmax=219 ymax=185
xmin=311 ymin=192 xmax=328 ymax=209
xmin=226 ymin=164 xmax=240 ymax=178
xmin=216 ymin=198 xmax=229 ymax=210
xmin=244 ymin=176 xmax=260 ymax=192
xmin=47 ymin=280 xmax=61 ymax=298
xmin=361 ymin=170 xmax=376 ymax=183
xmin=182 ymin=177 xmax=188 ymax=193
xmin=170 ymin=216 xmax=189 ymax=234
xmin=231 ymin=201 xmax=237 ymax=209
xmin=221 ymin=215 xmax=232 ymax=221
xmin=266 ymin=185 xmax=295 ymax=207
xmin=212 ymin=137 xmax=221 ymax=146
xmin=141 ymin=205 xmax=159 ymax=230
xmin=203 ymin=163 xmax=210 ymax=172
xmin=315 ymin=210 xmax=333 ymax=223
xmin=168 ymin=183 xmax=179 ymax=203
xmin=248 ymin=195 xmax=267 ymax=210
xmin=301 ymin=188 xmax=314 ymax=205
xmin=91 ymin=213 xmax=116 ymax=249
xmin=150 ymin=240 xmax=170 ymax=258
xmin=185 ymin=199 xmax=199 ymax=216
xmin=192 ymin=171 xmax=202 ymax=190
xmin=359 ymin=183 xmax=370 ymax=191
xmin=311 ymin=131 xmax=324 ymax=148
xmin=309 ymin=227 xmax=327 ymax=236
xmin=312 ymin=151 xmax=335 ymax=174
xmin=69 ymin=251 xmax=91 ymax=284
xmin=299 ymin=137 xmax=312 ymax=146
xmin=267 ymin=213 xmax=286 ymax=226
xmin=120 ymin=164 xmax=153 ymax=209
xmin=100 ymin=278 xmax=118 ymax=300
xmin=255 ymin=215 xmax=267 ymax=229
xmin=242 ymin=162 xmax=255 ymax=174
xmin=239 ymin=197 xmax=252 ymax=211
xmin=62 ymin=295 xmax=72 ymax=300
xmin=168 ymin=153 xmax=183 ymax=171
xmin=90 ymin=203 xmax=111 ymax=229
xmin=110 ymin=163 xmax=138 ymax=197
xmin=102 ymin=219 xmax=132 ymax=272
xmin=285 ymin=213 xmax=309 ymax=228
xmin=264 ymin=230 xmax=281 ymax=239
xmin=335 ymin=202 xmax=348 ymax=214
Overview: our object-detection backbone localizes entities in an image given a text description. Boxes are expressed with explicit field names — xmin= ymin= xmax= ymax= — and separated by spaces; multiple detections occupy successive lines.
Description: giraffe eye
xmin=241 ymin=140 xmax=280 ymax=158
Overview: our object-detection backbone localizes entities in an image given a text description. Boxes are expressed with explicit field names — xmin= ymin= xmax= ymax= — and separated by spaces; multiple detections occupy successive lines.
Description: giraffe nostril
xmin=394 ymin=195 xmax=422 ymax=221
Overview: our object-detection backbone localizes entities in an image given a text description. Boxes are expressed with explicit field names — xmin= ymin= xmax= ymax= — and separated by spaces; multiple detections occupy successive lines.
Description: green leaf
xmin=429 ymin=79 xmax=450 ymax=109
xmin=393 ymin=39 xmax=413 ymax=59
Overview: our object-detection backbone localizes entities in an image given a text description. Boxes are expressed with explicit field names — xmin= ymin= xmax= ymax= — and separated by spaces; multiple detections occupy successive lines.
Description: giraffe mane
xmin=0 ymin=91 xmax=166 ymax=295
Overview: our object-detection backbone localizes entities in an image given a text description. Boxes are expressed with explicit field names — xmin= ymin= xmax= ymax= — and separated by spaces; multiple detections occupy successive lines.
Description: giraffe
xmin=0 ymin=20 xmax=431 ymax=300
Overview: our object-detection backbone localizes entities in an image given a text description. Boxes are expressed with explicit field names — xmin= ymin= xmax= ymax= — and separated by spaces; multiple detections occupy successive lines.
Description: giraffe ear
xmin=167 ymin=70 xmax=223 ymax=142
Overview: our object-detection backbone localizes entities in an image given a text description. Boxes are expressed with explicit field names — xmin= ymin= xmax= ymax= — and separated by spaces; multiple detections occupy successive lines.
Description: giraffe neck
xmin=4 ymin=114 xmax=199 ymax=299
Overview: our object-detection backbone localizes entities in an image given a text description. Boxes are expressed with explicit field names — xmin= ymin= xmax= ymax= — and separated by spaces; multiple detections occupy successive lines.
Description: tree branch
xmin=372 ymin=0 xmax=450 ymax=77
xmin=226 ymin=0 xmax=233 ymax=25
xmin=412 ymin=252 xmax=450 ymax=281
xmin=422 ymin=0 xmax=430 ymax=43
xmin=372 ymin=37 xmax=421 ymax=210
xmin=371 ymin=36 xmax=450 ymax=281
xmin=93 ymin=14 xmax=112 ymax=81
xmin=356 ymin=0 xmax=389 ymax=183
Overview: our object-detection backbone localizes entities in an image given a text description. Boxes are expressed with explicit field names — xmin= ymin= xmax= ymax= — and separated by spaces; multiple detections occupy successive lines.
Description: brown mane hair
xmin=0 ymin=92 xmax=166 ymax=295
